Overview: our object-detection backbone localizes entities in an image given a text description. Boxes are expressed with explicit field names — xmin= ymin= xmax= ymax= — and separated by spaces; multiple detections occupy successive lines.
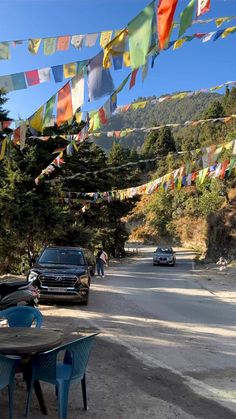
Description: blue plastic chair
xmin=25 ymin=333 xmax=98 ymax=419
xmin=0 ymin=354 xmax=17 ymax=419
xmin=0 ymin=306 xmax=43 ymax=328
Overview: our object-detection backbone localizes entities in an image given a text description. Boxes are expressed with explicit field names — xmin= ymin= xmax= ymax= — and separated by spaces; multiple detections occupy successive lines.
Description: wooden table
xmin=0 ymin=327 xmax=63 ymax=415
xmin=0 ymin=327 xmax=63 ymax=355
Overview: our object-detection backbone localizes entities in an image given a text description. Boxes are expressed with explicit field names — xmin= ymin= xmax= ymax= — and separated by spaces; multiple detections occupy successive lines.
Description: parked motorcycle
xmin=0 ymin=281 xmax=40 ymax=309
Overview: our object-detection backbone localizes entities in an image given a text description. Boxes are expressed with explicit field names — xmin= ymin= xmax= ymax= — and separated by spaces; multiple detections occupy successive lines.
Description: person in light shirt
xmin=96 ymin=248 xmax=108 ymax=278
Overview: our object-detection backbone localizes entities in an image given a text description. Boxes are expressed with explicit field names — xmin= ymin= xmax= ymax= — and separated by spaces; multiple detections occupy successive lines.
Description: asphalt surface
xmin=9 ymin=246 xmax=236 ymax=418
xmin=76 ymin=247 xmax=236 ymax=416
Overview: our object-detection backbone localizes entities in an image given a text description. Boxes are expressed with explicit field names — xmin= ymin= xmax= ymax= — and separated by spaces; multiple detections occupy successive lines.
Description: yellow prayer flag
xmin=215 ymin=17 xmax=229 ymax=28
xmin=75 ymin=112 xmax=82 ymax=124
xmin=123 ymin=51 xmax=131 ymax=67
xmin=0 ymin=138 xmax=7 ymax=160
xmin=100 ymin=31 xmax=112 ymax=48
xmin=173 ymin=38 xmax=186 ymax=50
xmin=63 ymin=62 xmax=76 ymax=78
xmin=103 ymin=29 xmax=127 ymax=68
xmin=221 ymin=26 xmax=236 ymax=38
xmin=28 ymin=38 xmax=41 ymax=55
xmin=29 ymin=105 xmax=44 ymax=132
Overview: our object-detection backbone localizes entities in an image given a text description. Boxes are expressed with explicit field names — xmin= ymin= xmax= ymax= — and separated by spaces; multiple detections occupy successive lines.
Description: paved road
xmin=79 ymin=247 xmax=236 ymax=414
xmin=38 ymin=247 xmax=236 ymax=418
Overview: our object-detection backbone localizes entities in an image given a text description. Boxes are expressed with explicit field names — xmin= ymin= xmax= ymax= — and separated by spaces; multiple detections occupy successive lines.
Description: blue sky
xmin=0 ymin=0 xmax=235 ymax=121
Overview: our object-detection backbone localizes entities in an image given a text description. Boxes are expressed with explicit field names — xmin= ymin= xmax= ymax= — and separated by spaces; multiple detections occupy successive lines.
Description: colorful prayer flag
xmin=38 ymin=67 xmax=51 ymax=83
xmin=25 ymin=70 xmax=40 ymax=86
xmin=157 ymin=0 xmax=178 ymax=49
xmin=44 ymin=38 xmax=57 ymax=55
xmin=71 ymin=35 xmax=84 ymax=49
xmin=57 ymin=36 xmax=70 ymax=51
xmin=57 ymin=83 xmax=73 ymax=126
xmin=178 ymin=0 xmax=195 ymax=37
xmin=63 ymin=62 xmax=77 ymax=79
xmin=28 ymin=38 xmax=41 ymax=55
xmin=87 ymin=51 xmax=114 ymax=101
xmin=0 ymin=75 xmax=14 ymax=92
xmin=29 ymin=105 xmax=44 ymax=132
xmin=100 ymin=31 xmax=113 ymax=48
xmin=129 ymin=68 xmax=139 ymax=90
xmin=128 ymin=1 xmax=155 ymax=69
xmin=43 ymin=95 xmax=56 ymax=127
xmin=11 ymin=73 xmax=27 ymax=91
xmin=52 ymin=65 xmax=63 ymax=83
xmin=85 ymin=33 xmax=98 ymax=47
xmin=197 ymin=0 xmax=210 ymax=17
xmin=71 ymin=73 xmax=84 ymax=114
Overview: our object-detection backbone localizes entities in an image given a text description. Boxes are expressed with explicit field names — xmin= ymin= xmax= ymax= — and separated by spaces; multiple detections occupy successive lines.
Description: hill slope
xmin=95 ymin=92 xmax=221 ymax=151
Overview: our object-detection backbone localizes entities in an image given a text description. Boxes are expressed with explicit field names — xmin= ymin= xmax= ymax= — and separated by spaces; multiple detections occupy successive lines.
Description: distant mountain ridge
xmin=95 ymin=92 xmax=222 ymax=151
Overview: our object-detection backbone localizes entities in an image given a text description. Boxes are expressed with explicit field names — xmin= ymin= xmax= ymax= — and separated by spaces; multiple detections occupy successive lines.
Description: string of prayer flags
xmin=197 ymin=0 xmax=211 ymax=17
xmin=128 ymin=1 xmax=155 ymax=70
xmin=178 ymin=0 xmax=195 ymax=37
xmin=59 ymin=157 xmax=235 ymax=204
xmin=157 ymin=0 xmax=178 ymax=49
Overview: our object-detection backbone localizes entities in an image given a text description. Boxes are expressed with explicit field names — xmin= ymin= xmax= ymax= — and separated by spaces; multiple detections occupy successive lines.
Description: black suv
xmin=27 ymin=247 xmax=91 ymax=305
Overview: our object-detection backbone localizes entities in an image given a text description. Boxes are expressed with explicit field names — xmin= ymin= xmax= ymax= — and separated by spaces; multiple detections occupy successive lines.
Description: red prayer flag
xmin=98 ymin=108 xmax=108 ymax=125
xmin=57 ymin=36 xmax=70 ymax=51
xmin=25 ymin=70 xmax=40 ymax=86
xmin=197 ymin=0 xmax=210 ymax=17
xmin=57 ymin=83 xmax=73 ymax=126
xmin=157 ymin=0 xmax=178 ymax=50
xmin=129 ymin=68 xmax=139 ymax=90
xmin=220 ymin=160 xmax=229 ymax=180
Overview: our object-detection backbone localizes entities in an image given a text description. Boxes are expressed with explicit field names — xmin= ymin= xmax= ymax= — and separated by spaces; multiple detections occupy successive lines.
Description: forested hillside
xmin=95 ymin=92 xmax=221 ymax=151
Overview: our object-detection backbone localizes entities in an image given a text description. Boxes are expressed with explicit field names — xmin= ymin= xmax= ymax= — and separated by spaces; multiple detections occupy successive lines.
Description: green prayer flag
xmin=43 ymin=95 xmax=56 ymax=127
xmin=178 ymin=0 xmax=195 ymax=38
xmin=0 ymin=42 xmax=10 ymax=60
xmin=128 ymin=1 xmax=155 ymax=70
xmin=43 ymin=38 xmax=57 ymax=55
xmin=227 ymin=157 xmax=236 ymax=176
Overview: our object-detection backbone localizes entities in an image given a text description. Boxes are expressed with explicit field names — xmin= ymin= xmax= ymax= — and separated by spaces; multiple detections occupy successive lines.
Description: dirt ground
xmin=1 ymin=259 xmax=236 ymax=419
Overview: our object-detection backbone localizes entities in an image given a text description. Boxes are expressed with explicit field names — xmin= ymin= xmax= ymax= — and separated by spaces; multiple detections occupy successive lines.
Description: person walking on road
xmin=96 ymin=248 xmax=108 ymax=278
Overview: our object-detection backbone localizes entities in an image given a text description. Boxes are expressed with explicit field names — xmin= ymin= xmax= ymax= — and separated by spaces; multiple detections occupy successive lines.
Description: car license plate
xmin=47 ymin=287 xmax=68 ymax=292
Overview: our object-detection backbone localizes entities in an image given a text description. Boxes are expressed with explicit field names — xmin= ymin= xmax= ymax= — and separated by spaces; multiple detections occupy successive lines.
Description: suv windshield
xmin=156 ymin=248 xmax=173 ymax=254
xmin=38 ymin=249 xmax=85 ymax=265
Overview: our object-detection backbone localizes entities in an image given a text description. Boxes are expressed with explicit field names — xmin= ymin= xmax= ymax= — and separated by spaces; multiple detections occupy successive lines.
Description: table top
xmin=0 ymin=327 xmax=63 ymax=355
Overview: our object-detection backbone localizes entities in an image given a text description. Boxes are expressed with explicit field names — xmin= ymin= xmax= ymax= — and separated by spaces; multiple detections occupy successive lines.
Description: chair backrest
xmin=0 ymin=354 xmax=16 ymax=390
xmin=64 ymin=334 xmax=98 ymax=380
xmin=33 ymin=333 xmax=98 ymax=382
xmin=0 ymin=306 xmax=43 ymax=328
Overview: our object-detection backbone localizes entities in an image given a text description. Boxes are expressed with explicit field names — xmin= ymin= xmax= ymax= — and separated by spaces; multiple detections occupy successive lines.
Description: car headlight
xmin=167 ymin=257 xmax=173 ymax=261
xmin=76 ymin=275 xmax=89 ymax=285
xmin=28 ymin=270 xmax=38 ymax=283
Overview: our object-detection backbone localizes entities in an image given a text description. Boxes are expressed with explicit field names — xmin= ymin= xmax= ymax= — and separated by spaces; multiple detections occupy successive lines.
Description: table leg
xmin=34 ymin=380 xmax=48 ymax=415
